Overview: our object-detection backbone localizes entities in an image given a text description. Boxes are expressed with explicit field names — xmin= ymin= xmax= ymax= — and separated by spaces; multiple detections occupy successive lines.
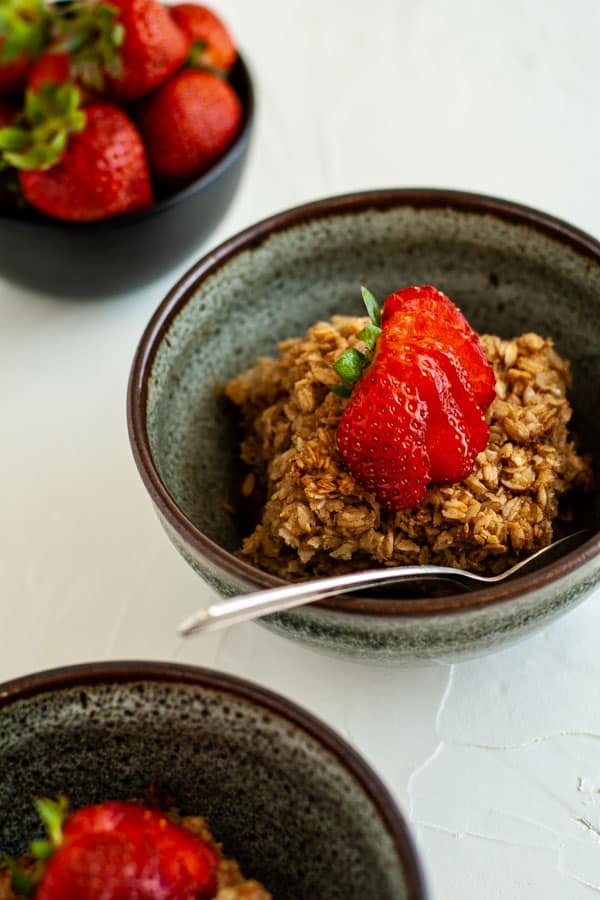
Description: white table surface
xmin=3 ymin=1 xmax=600 ymax=896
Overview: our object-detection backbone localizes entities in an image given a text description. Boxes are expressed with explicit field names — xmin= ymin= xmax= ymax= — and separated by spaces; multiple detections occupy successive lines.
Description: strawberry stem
xmin=0 ymin=83 xmax=86 ymax=171
xmin=186 ymin=39 xmax=227 ymax=78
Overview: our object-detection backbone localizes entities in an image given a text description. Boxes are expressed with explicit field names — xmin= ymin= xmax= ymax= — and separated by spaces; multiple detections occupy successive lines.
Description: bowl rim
xmin=0 ymin=659 xmax=428 ymax=899
xmin=0 ymin=53 xmax=254 ymax=232
xmin=127 ymin=187 xmax=600 ymax=618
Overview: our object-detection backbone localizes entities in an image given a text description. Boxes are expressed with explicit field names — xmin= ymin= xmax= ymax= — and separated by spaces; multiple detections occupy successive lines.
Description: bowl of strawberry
xmin=0 ymin=0 xmax=254 ymax=297
xmin=0 ymin=661 xmax=428 ymax=899
xmin=128 ymin=188 xmax=600 ymax=664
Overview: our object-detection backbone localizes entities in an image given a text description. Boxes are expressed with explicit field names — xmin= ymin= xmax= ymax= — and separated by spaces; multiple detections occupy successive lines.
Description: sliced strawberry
xmin=8 ymin=799 xmax=219 ymax=900
xmin=58 ymin=802 xmax=219 ymax=898
xmin=401 ymin=345 xmax=489 ymax=482
xmin=382 ymin=285 xmax=496 ymax=409
xmin=336 ymin=356 xmax=431 ymax=509
xmin=335 ymin=286 xmax=496 ymax=511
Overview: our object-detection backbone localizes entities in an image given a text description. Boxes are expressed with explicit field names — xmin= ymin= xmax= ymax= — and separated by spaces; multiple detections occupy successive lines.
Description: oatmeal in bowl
xmin=128 ymin=189 xmax=600 ymax=662
xmin=226 ymin=288 xmax=591 ymax=582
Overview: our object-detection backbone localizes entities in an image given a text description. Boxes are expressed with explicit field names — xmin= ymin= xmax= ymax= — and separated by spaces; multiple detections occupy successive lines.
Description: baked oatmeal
xmin=226 ymin=313 xmax=591 ymax=578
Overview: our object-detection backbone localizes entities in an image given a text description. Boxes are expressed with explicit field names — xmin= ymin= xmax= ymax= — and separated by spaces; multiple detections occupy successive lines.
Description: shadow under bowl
xmin=0 ymin=55 xmax=254 ymax=299
xmin=0 ymin=661 xmax=427 ymax=899
xmin=128 ymin=188 xmax=600 ymax=663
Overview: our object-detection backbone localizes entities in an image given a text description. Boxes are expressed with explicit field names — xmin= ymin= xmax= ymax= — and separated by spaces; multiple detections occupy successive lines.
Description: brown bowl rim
xmin=0 ymin=660 xmax=428 ymax=899
xmin=0 ymin=53 xmax=254 ymax=232
xmin=127 ymin=187 xmax=600 ymax=617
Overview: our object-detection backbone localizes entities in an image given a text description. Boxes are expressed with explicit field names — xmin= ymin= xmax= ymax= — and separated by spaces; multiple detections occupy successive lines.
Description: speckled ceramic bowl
xmin=0 ymin=661 xmax=426 ymax=899
xmin=127 ymin=189 xmax=600 ymax=663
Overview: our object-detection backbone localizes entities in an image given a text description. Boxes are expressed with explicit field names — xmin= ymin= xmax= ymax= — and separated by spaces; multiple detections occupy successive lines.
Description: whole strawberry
xmin=42 ymin=0 xmax=189 ymax=100
xmin=0 ymin=83 xmax=153 ymax=221
xmin=170 ymin=3 xmax=236 ymax=74
xmin=3 ymin=796 xmax=219 ymax=899
xmin=0 ymin=0 xmax=49 ymax=95
xmin=334 ymin=286 xmax=496 ymax=510
xmin=136 ymin=68 xmax=242 ymax=184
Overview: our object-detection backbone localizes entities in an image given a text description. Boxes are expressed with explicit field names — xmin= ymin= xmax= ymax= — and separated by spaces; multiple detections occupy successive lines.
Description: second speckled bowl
xmin=0 ymin=662 xmax=426 ymax=899
xmin=128 ymin=189 xmax=600 ymax=663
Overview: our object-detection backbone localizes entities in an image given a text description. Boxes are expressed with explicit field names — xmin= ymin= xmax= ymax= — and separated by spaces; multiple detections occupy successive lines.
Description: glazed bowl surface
xmin=127 ymin=188 xmax=600 ymax=663
xmin=0 ymin=56 xmax=254 ymax=299
xmin=0 ymin=661 xmax=426 ymax=899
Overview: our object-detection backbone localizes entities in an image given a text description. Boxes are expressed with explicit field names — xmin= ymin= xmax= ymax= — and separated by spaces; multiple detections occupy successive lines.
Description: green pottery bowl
xmin=128 ymin=189 xmax=600 ymax=663
xmin=0 ymin=661 xmax=427 ymax=899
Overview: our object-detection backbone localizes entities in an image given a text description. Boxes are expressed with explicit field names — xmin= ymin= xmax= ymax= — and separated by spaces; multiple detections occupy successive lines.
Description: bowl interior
xmin=144 ymin=200 xmax=600 ymax=583
xmin=0 ymin=672 xmax=416 ymax=899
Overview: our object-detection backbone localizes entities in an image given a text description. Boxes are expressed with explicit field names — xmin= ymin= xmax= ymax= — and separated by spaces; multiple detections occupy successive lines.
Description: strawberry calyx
xmin=0 ymin=0 xmax=50 ymax=65
xmin=50 ymin=0 xmax=124 ymax=92
xmin=0 ymin=82 xmax=86 ymax=171
xmin=1 ymin=795 xmax=68 ymax=897
xmin=332 ymin=286 xmax=382 ymax=397
xmin=186 ymin=39 xmax=227 ymax=78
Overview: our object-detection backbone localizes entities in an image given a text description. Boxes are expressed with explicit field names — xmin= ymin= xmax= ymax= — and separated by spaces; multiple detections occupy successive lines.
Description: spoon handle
xmin=177 ymin=565 xmax=475 ymax=636
xmin=177 ymin=529 xmax=593 ymax=636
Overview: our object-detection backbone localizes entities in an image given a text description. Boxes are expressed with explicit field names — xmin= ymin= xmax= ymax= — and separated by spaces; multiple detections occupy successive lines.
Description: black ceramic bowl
xmin=0 ymin=661 xmax=427 ymax=900
xmin=0 ymin=56 xmax=254 ymax=298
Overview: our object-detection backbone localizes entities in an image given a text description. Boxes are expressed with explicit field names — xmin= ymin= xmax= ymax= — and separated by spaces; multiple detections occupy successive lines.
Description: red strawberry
xmin=0 ymin=0 xmax=50 ymax=95
xmin=136 ymin=68 xmax=242 ymax=183
xmin=50 ymin=0 xmax=190 ymax=100
xmin=334 ymin=286 xmax=495 ymax=510
xmin=27 ymin=50 xmax=100 ymax=105
xmin=170 ymin=3 xmax=237 ymax=73
xmin=0 ymin=53 xmax=30 ymax=94
xmin=0 ymin=83 xmax=153 ymax=221
xmin=28 ymin=51 xmax=74 ymax=92
xmin=382 ymin=285 xmax=497 ymax=409
xmin=6 ymin=798 xmax=219 ymax=900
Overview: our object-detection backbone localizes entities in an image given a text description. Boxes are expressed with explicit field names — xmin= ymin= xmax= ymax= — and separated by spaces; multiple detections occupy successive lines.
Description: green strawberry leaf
xmin=29 ymin=839 xmax=54 ymax=860
xmin=333 ymin=347 xmax=371 ymax=397
xmin=0 ymin=126 xmax=30 ymax=151
xmin=0 ymin=852 xmax=37 ymax=897
xmin=330 ymin=383 xmax=353 ymax=398
xmin=356 ymin=321 xmax=381 ymax=351
xmin=0 ymin=0 xmax=50 ymax=63
xmin=331 ymin=286 xmax=383 ymax=398
xmin=35 ymin=795 xmax=68 ymax=848
xmin=52 ymin=0 xmax=124 ymax=89
xmin=360 ymin=285 xmax=381 ymax=327
xmin=0 ymin=83 xmax=86 ymax=172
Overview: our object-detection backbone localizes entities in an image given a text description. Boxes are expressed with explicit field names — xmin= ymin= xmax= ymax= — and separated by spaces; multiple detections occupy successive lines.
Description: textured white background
xmin=2 ymin=1 xmax=600 ymax=896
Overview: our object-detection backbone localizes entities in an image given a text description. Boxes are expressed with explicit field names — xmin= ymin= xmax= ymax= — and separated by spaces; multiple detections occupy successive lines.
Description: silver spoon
xmin=178 ymin=529 xmax=592 ymax=637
